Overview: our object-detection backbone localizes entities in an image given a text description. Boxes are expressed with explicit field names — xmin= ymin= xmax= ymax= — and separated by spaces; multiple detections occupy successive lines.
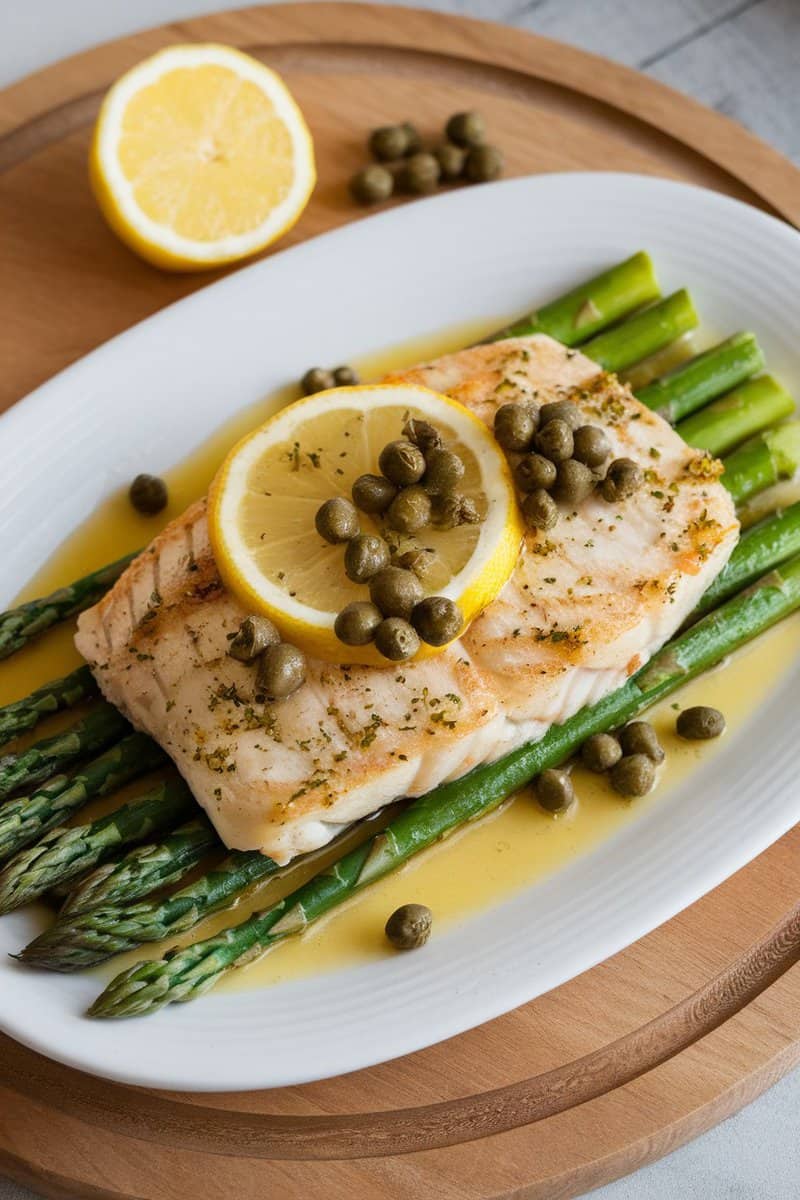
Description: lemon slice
xmin=209 ymin=384 xmax=523 ymax=665
xmin=90 ymin=44 xmax=316 ymax=271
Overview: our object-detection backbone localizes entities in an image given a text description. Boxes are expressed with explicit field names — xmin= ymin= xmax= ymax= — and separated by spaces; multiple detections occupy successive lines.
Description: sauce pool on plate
xmin=3 ymin=319 xmax=798 ymax=993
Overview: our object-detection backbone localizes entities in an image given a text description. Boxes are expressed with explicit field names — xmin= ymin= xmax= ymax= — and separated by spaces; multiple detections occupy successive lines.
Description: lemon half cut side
xmin=208 ymin=383 xmax=524 ymax=666
xmin=90 ymin=44 xmax=316 ymax=271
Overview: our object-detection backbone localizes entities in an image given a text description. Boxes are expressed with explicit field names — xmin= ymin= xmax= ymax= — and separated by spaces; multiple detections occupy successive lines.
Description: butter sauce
xmin=2 ymin=319 xmax=798 ymax=993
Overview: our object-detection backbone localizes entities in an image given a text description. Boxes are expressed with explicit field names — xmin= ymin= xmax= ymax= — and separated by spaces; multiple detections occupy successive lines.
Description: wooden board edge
xmin=0 ymin=3 xmax=798 ymax=225
xmin=1 ymin=995 xmax=798 ymax=1200
xmin=2 ymin=901 xmax=799 ymax=1160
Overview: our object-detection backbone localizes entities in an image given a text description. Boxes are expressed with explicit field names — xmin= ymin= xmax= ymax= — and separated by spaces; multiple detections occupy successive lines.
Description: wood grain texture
xmin=0 ymin=5 xmax=799 ymax=1199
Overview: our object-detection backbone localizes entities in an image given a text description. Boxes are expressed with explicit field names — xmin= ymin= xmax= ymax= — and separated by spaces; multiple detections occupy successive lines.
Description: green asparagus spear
xmin=0 ymin=703 xmax=129 ymax=801
xmin=486 ymin=251 xmax=660 ymax=344
xmin=0 ymin=733 xmax=164 ymax=864
xmin=580 ymin=290 xmax=698 ymax=374
xmin=723 ymin=421 xmax=800 ymax=506
xmin=0 ymin=778 xmax=194 ymax=914
xmin=20 ymin=847 xmax=281 ymax=971
xmin=676 ymin=375 xmax=794 ymax=458
xmin=637 ymin=332 xmax=765 ymax=423
xmin=88 ymin=555 xmax=800 ymax=1018
xmin=59 ymin=817 xmax=219 ymax=915
xmin=0 ymin=665 xmax=98 ymax=748
xmin=0 ymin=553 xmax=136 ymax=661
xmin=694 ymin=502 xmax=800 ymax=616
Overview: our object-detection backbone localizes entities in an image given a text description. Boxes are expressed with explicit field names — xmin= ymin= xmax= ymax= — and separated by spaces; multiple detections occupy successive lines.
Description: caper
xmin=256 ymin=643 xmax=306 ymax=701
xmin=465 ymin=144 xmax=504 ymax=183
xmin=129 ymin=473 xmax=168 ymax=515
xmin=514 ymin=453 xmax=557 ymax=493
xmin=411 ymin=595 xmax=463 ymax=646
xmin=610 ymin=753 xmax=655 ymax=798
xmin=387 ymin=485 xmax=432 ymax=533
xmin=445 ymin=111 xmax=486 ymax=148
xmin=402 ymin=417 xmax=443 ymax=456
xmin=600 ymin=457 xmax=643 ymax=502
xmin=580 ymin=733 xmax=622 ymax=773
xmin=552 ymin=459 xmax=595 ymax=506
xmin=494 ymin=402 xmax=538 ymax=453
xmin=333 ymin=364 xmax=360 ymax=386
xmin=401 ymin=122 xmax=422 ymax=155
xmin=572 ymin=424 xmax=611 ymax=468
xmin=378 ymin=439 xmax=426 ymax=486
xmin=385 ymin=902 xmax=432 ymax=949
xmin=369 ymin=566 xmax=424 ymax=619
xmin=315 ymin=497 xmax=359 ymax=544
xmin=351 ymin=473 xmax=397 ymax=514
xmin=300 ymin=366 xmax=335 ymax=395
xmin=539 ymin=400 xmax=582 ymax=431
xmin=433 ymin=492 xmax=481 ymax=529
xmin=349 ymin=164 xmax=394 ymax=205
xmin=228 ymin=615 xmax=280 ymax=662
xmin=334 ymin=601 xmax=383 ymax=646
xmin=521 ymin=489 xmax=558 ymax=531
xmin=344 ymin=534 xmax=391 ymax=583
xmin=536 ymin=768 xmax=575 ymax=814
xmin=423 ymin=446 xmax=465 ymax=495
xmin=619 ymin=720 xmax=665 ymax=763
xmin=393 ymin=547 xmax=436 ymax=580
xmin=398 ymin=151 xmax=441 ymax=195
xmin=368 ymin=124 xmax=409 ymax=161
xmin=535 ymin=418 xmax=574 ymax=463
xmin=374 ymin=617 xmax=420 ymax=662
xmin=676 ymin=705 xmax=726 ymax=740
xmin=434 ymin=142 xmax=467 ymax=180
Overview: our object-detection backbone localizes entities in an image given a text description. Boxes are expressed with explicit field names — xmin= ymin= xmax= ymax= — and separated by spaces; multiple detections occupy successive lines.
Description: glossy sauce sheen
xmin=3 ymin=322 xmax=799 ymax=993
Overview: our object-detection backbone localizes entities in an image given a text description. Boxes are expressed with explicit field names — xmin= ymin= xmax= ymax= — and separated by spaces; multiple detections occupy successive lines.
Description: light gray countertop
xmin=1 ymin=2 xmax=798 ymax=1197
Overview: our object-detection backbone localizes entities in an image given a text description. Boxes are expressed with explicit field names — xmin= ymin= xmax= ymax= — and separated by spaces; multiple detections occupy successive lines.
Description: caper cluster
xmin=492 ymin=397 xmax=643 ymax=531
xmin=349 ymin=110 xmax=504 ymax=206
xmin=315 ymin=420 xmax=474 ymax=661
xmin=580 ymin=720 xmax=664 ymax=797
xmin=227 ymin=615 xmax=307 ymax=701
xmin=300 ymin=364 xmax=359 ymax=395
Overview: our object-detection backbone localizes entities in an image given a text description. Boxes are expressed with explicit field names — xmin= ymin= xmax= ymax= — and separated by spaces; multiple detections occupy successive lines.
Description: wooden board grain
xmin=0 ymin=5 xmax=799 ymax=1198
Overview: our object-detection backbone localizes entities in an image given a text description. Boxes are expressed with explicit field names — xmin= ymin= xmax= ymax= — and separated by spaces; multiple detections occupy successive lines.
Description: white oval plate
xmin=1 ymin=174 xmax=799 ymax=1092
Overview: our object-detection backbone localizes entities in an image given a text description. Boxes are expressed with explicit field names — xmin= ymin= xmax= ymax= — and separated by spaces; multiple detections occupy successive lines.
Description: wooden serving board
xmin=1 ymin=6 xmax=799 ymax=1198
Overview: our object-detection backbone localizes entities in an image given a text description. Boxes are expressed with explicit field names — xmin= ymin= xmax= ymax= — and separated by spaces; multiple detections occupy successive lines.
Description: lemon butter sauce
xmin=2 ymin=319 xmax=798 ymax=994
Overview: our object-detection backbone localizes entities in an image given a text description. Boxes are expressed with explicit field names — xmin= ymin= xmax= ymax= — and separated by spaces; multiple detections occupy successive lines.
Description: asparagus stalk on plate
xmin=579 ymin=289 xmax=697 ymax=374
xmin=676 ymin=375 xmax=794 ymax=458
xmin=86 ymin=555 xmax=800 ymax=1017
xmin=637 ymin=331 xmax=765 ymax=422
xmin=0 ymin=733 xmax=164 ymax=864
xmin=486 ymin=250 xmax=660 ymax=344
xmin=20 ymin=847 xmax=284 ymax=971
xmin=0 ymin=703 xmax=130 ymax=801
xmin=0 ymin=778 xmax=195 ymax=914
xmin=0 ymin=665 xmax=99 ymax=748
xmin=722 ymin=421 xmax=800 ymax=506
xmin=59 ymin=816 xmax=219 ymax=916
xmin=0 ymin=552 xmax=136 ymax=661
xmin=694 ymin=501 xmax=800 ymax=615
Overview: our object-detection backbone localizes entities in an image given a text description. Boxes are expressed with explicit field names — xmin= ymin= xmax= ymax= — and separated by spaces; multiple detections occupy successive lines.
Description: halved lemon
xmin=90 ymin=44 xmax=316 ymax=271
xmin=208 ymin=384 xmax=523 ymax=665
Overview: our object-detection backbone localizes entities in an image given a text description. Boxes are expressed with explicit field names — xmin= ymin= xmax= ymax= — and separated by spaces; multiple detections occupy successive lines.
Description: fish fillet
xmin=76 ymin=335 xmax=739 ymax=862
